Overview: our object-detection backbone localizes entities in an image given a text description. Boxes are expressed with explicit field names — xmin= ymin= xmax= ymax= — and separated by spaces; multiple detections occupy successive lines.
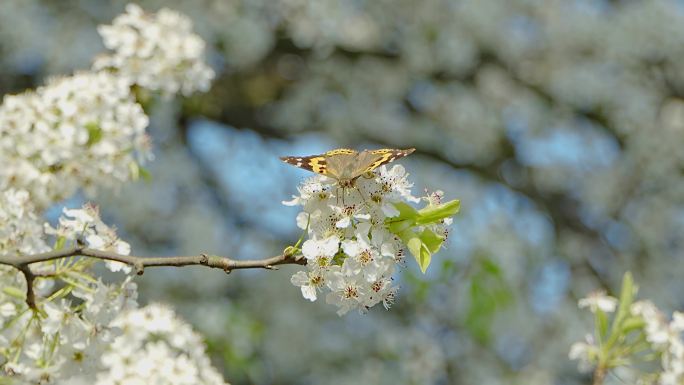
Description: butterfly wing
xmin=280 ymin=148 xmax=414 ymax=182
xmin=359 ymin=148 xmax=416 ymax=174
xmin=320 ymin=149 xmax=357 ymax=180
xmin=334 ymin=148 xmax=415 ymax=182
xmin=280 ymin=154 xmax=328 ymax=175
xmin=280 ymin=148 xmax=358 ymax=179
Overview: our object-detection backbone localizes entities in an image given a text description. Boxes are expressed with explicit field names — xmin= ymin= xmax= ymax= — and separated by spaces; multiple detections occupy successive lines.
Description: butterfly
xmin=280 ymin=148 xmax=415 ymax=188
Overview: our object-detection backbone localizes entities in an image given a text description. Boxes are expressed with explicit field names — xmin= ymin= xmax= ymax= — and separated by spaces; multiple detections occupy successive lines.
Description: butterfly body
xmin=280 ymin=148 xmax=415 ymax=188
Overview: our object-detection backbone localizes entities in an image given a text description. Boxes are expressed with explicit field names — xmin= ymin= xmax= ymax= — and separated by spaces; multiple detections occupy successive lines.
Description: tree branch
xmin=0 ymin=246 xmax=306 ymax=309
xmin=593 ymin=365 xmax=607 ymax=385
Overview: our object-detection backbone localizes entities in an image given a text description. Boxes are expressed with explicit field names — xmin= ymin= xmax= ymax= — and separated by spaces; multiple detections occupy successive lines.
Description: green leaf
xmin=128 ymin=162 xmax=153 ymax=182
xmin=419 ymin=229 xmax=444 ymax=254
xmin=597 ymin=309 xmax=609 ymax=339
xmin=620 ymin=317 xmax=646 ymax=334
xmin=401 ymin=230 xmax=435 ymax=274
xmin=386 ymin=203 xmax=420 ymax=234
xmin=85 ymin=122 xmax=102 ymax=146
xmin=388 ymin=218 xmax=414 ymax=234
xmin=418 ymin=243 xmax=431 ymax=273
xmin=611 ymin=272 xmax=636 ymax=333
xmin=406 ymin=236 xmax=427 ymax=273
xmin=393 ymin=202 xmax=420 ymax=220
xmin=481 ymin=257 xmax=501 ymax=276
xmin=416 ymin=199 xmax=460 ymax=225
xmin=605 ymin=272 xmax=637 ymax=349
xmin=464 ymin=258 xmax=513 ymax=344
xmin=3 ymin=286 xmax=25 ymax=299
xmin=129 ymin=162 xmax=140 ymax=180
xmin=54 ymin=236 xmax=66 ymax=250
xmin=387 ymin=200 xmax=458 ymax=273
xmin=138 ymin=165 xmax=153 ymax=182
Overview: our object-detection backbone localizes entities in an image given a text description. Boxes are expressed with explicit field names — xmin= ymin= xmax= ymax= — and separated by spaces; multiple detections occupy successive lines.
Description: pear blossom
xmin=568 ymin=335 xmax=598 ymax=373
xmin=0 ymin=189 xmax=49 ymax=256
xmin=46 ymin=204 xmax=132 ymax=274
xmin=285 ymin=164 xmax=455 ymax=314
xmin=290 ymin=270 xmax=326 ymax=301
xmin=0 ymin=201 xmax=228 ymax=384
xmin=573 ymin=290 xmax=684 ymax=384
xmin=578 ymin=290 xmax=618 ymax=313
xmin=302 ymin=235 xmax=340 ymax=268
xmin=96 ymin=303 xmax=227 ymax=385
xmin=0 ymin=71 xmax=151 ymax=208
xmin=0 ymin=4 xmax=226 ymax=384
xmin=325 ymin=263 xmax=368 ymax=316
xmin=93 ymin=3 xmax=215 ymax=97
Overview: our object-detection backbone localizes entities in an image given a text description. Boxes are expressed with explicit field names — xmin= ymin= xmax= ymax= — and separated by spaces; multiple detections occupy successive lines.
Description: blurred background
xmin=2 ymin=0 xmax=684 ymax=384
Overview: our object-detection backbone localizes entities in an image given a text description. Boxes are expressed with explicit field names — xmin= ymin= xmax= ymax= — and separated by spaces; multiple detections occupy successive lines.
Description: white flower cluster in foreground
xmin=285 ymin=165 xmax=457 ymax=315
xmin=570 ymin=274 xmax=684 ymax=384
xmin=98 ymin=303 xmax=226 ymax=385
xmin=94 ymin=3 xmax=215 ymax=96
xmin=0 ymin=202 xmax=227 ymax=385
xmin=0 ymin=200 xmax=136 ymax=382
xmin=0 ymin=71 xmax=150 ymax=209
xmin=0 ymin=4 xmax=223 ymax=383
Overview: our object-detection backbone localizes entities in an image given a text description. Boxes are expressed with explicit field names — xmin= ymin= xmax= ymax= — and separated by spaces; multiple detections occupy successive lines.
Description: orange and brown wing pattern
xmin=325 ymin=148 xmax=356 ymax=156
xmin=363 ymin=148 xmax=415 ymax=173
xmin=280 ymin=153 xmax=329 ymax=174
xmin=280 ymin=149 xmax=358 ymax=175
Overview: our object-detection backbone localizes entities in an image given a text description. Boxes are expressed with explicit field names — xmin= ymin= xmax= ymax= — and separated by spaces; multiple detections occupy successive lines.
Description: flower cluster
xmin=97 ymin=303 xmax=227 ymax=385
xmin=0 ymin=189 xmax=50 ymax=256
xmin=1 ymin=205 xmax=226 ymax=384
xmin=0 ymin=4 xmax=224 ymax=382
xmin=0 ymin=71 xmax=151 ymax=209
xmin=285 ymin=164 xmax=457 ymax=315
xmin=94 ymin=3 xmax=215 ymax=97
xmin=631 ymin=302 xmax=684 ymax=385
xmin=46 ymin=203 xmax=133 ymax=274
xmin=570 ymin=273 xmax=684 ymax=385
xmin=1 ymin=278 xmax=139 ymax=382
xmin=0 ymin=205 xmax=137 ymax=382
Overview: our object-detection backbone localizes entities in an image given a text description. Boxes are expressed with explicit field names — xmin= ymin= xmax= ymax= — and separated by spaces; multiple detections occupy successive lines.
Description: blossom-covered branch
xmin=0 ymin=246 xmax=305 ymax=273
xmin=570 ymin=272 xmax=684 ymax=384
xmin=283 ymin=164 xmax=458 ymax=315
xmin=0 ymin=4 xmax=229 ymax=383
xmin=0 ymin=246 xmax=305 ymax=309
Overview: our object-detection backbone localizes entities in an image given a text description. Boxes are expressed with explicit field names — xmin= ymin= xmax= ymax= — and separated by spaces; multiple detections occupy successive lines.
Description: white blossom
xmin=301 ymin=235 xmax=340 ymax=269
xmin=290 ymin=270 xmax=325 ymax=301
xmin=0 ymin=275 xmax=138 ymax=383
xmin=568 ymin=335 xmax=598 ymax=373
xmin=630 ymin=301 xmax=684 ymax=384
xmin=94 ymin=3 xmax=215 ymax=97
xmin=325 ymin=262 xmax=368 ymax=316
xmin=578 ymin=290 xmax=619 ymax=313
xmin=0 ymin=203 xmax=228 ymax=384
xmin=0 ymin=71 xmax=151 ymax=208
xmin=286 ymin=164 xmax=453 ymax=314
xmin=0 ymin=4 xmax=227 ymax=384
xmin=0 ymin=189 xmax=49 ymax=256
xmin=46 ymin=203 xmax=132 ymax=274
xmin=95 ymin=303 xmax=227 ymax=385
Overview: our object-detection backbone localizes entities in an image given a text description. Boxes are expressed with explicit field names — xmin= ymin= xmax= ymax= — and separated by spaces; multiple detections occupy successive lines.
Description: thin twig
xmin=0 ymin=246 xmax=306 ymax=309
